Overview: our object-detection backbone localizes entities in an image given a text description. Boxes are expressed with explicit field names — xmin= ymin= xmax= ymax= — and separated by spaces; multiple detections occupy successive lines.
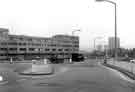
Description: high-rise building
xmin=104 ymin=45 xmax=108 ymax=50
xmin=96 ymin=44 xmax=103 ymax=51
xmin=108 ymin=37 xmax=120 ymax=50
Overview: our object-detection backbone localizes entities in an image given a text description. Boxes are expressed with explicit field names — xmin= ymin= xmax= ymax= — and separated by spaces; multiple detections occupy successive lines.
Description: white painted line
xmin=16 ymin=79 xmax=27 ymax=82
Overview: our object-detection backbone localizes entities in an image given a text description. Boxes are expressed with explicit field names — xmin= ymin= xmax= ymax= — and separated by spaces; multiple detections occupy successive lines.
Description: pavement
xmin=103 ymin=60 xmax=135 ymax=80
xmin=103 ymin=63 xmax=135 ymax=80
xmin=108 ymin=60 xmax=135 ymax=74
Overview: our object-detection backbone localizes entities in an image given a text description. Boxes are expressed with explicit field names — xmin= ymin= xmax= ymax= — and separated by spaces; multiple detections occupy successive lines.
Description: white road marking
xmin=16 ymin=78 xmax=28 ymax=82
xmin=0 ymin=81 xmax=8 ymax=85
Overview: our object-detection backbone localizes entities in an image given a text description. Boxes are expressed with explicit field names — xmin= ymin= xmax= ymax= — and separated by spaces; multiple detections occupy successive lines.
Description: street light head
xmin=95 ymin=0 xmax=116 ymax=4
xmin=95 ymin=0 xmax=105 ymax=2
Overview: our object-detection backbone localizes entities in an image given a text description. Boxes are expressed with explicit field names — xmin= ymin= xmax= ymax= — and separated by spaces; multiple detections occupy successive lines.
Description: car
xmin=121 ymin=57 xmax=133 ymax=62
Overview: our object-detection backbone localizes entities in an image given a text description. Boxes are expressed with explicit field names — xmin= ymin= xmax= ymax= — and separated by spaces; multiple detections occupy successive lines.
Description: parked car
xmin=121 ymin=57 xmax=133 ymax=62
xmin=72 ymin=53 xmax=84 ymax=62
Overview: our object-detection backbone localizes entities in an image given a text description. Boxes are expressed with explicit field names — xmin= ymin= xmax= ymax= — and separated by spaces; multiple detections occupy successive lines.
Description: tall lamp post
xmin=70 ymin=29 xmax=81 ymax=63
xmin=95 ymin=0 xmax=117 ymax=62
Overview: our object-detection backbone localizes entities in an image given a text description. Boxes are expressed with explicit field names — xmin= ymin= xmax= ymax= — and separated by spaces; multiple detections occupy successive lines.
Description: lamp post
xmin=70 ymin=29 xmax=80 ymax=63
xmin=95 ymin=0 xmax=117 ymax=62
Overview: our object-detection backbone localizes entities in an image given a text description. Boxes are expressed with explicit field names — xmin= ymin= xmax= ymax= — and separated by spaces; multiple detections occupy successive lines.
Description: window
xmin=45 ymin=48 xmax=50 ymax=51
xmin=58 ymin=49 xmax=63 ymax=51
xmin=9 ymin=48 xmax=17 ymax=51
xmin=18 ymin=43 xmax=26 ymax=46
xmin=64 ymin=49 xmax=69 ymax=51
xmin=19 ymin=43 xmax=22 ymax=45
xmin=74 ymin=45 xmax=79 ymax=48
xmin=27 ymin=38 xmax=32 ymax=41
xmin=0 ymin=48 xmax=7 ymax=51
xmin=19 ymin=48 xmax=26 ymax=51
xmin=23 ymin=43 xmax=26 ymax=45
xmin=29 ymin=48 xmax=35 ymax=51
xmin=19 ymin=37 xmax=24 ymax=41
xmin=9 ymin=37 xmax=15 ymax=40
xmin=8 ymin=42 xmax=17 ymax=45
xmin=0 ymin=54 xmax=6 ymax=56
xmin=49 ymin=44 xmax=57 ymax=47
xmin=52 ymin=49 xmax=56 ymax=51
xmin=62 ymin=45 xmax=72 ymax=47
xmin=1 ymin=42 xmax=7 ymax=45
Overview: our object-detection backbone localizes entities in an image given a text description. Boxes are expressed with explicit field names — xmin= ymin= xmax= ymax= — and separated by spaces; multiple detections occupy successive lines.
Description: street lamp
xmin=95 ymin=0 xmax=117 ymax=62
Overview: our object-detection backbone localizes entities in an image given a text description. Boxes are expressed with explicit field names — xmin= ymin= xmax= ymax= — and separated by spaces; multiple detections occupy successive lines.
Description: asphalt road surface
xmin=0 ymin=60 xmax=135 ymax=92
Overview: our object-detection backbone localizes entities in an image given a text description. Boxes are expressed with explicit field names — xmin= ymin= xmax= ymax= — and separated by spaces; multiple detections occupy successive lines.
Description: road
xmin=0 ymin=60 xmax=135 ymax=92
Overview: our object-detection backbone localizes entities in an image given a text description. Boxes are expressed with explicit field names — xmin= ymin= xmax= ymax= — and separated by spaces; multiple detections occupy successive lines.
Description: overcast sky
xmin=0 ymin=0 xmax=135 ymax=51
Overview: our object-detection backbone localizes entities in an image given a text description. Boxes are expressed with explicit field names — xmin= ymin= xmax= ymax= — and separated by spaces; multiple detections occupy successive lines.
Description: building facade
xmin=108 ymin=37 xmax=120 ymax=50
xmin=0 ymin=28 xmax=79 ymax=60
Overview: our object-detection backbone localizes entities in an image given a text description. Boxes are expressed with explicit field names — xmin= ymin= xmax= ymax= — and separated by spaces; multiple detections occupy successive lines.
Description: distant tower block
xmin=108 ymin=37 xmax=120 ymax=50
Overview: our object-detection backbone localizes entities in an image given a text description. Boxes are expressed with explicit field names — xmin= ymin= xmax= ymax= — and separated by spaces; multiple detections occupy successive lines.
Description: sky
xmin=0 ymin=0 xmax=135 ymax=51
